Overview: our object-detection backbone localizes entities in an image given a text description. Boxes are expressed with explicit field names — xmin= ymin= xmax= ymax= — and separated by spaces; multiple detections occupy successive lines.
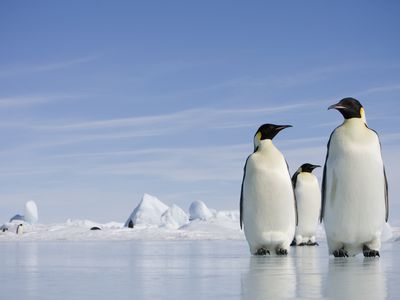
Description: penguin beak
xmin=275 ymin=125 xmax=293 ymax=131
xmin=311 ymin=165 xmax=321 ymax=170
xmin=328 ymin=103 xmax=347 ymax=111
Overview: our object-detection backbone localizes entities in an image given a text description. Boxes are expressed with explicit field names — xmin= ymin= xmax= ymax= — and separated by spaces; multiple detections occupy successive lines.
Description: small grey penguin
xmin=16 ymin=224 xmax=24 ymax=235
xmin=240 ymin=124 xmax=296 ymax=255
xmin=321 ymin=98 xmax=388 ymax=257
xmin=291 ymin=163 xmax=321 ymax=246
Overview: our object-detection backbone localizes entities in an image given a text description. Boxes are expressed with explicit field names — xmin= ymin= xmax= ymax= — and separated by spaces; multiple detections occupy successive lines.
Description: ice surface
xmin=0 ymin=240 xmax=399 ymax=300
xmin=189 ymin=200 xmax=213 ymax=220
xmin=1 ymin=206 xmax=399 ymax=299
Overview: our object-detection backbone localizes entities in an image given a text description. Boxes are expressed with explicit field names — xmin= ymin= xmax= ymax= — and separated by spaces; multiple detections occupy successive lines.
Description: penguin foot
xmin=297 ymin=242 xmax=306 ymax=246
xmin=333 ymin=249 xmax=348 ymax=257
xmin=290 ymin=239 xmax=296 ymax=247
xmin=276 ymin=248 xmax=288 ymax=256
xmin=307 ymin=241 xmax=319 ymax=246
xmin=363 ymin=246 xmax=380 ymax=258
xmin=255 ymin=248 xmax=270 ymax=256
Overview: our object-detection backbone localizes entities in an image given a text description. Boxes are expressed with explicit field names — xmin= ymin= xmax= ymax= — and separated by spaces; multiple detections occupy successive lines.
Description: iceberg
xmin=9 ymin=214 xmax=25 ymax=223
xmin=8 ymin=201 xmax=39 ymax=225
xmin=24 ymin=201 xmax=39 ymax=224
xmin=161 ymin=204 xmax=189 ymax=229
xmin=189 ymin=200 xmax=213 ymax=221
xmin=124 ymin=194 xmax=169 ymax=227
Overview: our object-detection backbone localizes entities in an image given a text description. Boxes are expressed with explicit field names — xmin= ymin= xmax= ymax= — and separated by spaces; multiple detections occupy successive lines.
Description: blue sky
xmin=0 ymin=1 xmax=399 ymax=223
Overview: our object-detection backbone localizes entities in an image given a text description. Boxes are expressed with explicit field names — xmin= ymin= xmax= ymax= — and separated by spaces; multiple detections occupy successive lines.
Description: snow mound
xmin=161 ymin=204 xmax=189 ymax=229
xmin=66 ymin=219 xmax=103 ymax=228
xmin=189 ymin=201 xmax=213 ymax=221
xmin=24 ymin=201 xmax=39 ymax=224
xmin=124 ymin=194 xmax=169 ymax=227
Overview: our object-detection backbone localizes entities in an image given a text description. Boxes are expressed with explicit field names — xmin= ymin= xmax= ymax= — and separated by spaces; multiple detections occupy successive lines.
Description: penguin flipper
xmin=286 ymin=160 xmax=298 ymax=226
xmin=368 ymin=126 xmax=389 ymax=222
xmin=291 ymin=170 xmax=300 ymax=190
xmin=384 ymin=166 xmax=389 ymax=222
xmin=321 ymin=130 xmax=334 ymax=222
xmin=320 ymin=162 xmax=327 ymax=223
xmin=240 ymin=156 xmax=250 ymax=230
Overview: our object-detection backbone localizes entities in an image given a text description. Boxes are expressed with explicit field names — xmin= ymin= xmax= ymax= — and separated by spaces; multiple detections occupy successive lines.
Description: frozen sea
xmin=1 ymin=240 xmax=399 ymax=300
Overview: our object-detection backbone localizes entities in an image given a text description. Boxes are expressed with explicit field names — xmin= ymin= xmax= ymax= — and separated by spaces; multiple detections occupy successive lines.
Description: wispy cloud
xmin=0 ymin=93 xmax=90 ymax=109
xmin=357 ymin=84 xmax=400 ymax=96
xmin=0 ymin=55 xmax=99 ymax=78
xmin=0 ymin=95 xmax=52 ymax=108
xmin=35 ymin=101 xmax=320 ymax=131
xmin=0 ymin=144 xmax=250 ymax=181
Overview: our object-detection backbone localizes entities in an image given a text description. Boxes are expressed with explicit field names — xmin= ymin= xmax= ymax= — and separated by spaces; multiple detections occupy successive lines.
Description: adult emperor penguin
xmin=240 ymin=124 xmax=296 ymax=255
xmin=291 ymin=163 xmax=321 ymax=246
xmin=321 ymin=98 xmax=388 ymax=257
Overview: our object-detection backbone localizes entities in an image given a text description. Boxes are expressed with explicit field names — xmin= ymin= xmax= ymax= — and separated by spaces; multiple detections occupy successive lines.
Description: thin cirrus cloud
xmin=0 ymin=55 xmax=99 ymax=78
xmin=357 ymin=84 xmax=400 ymax=96
xmin=0 ymin=93 xmax=85 ymax=109
xmin=15 ymin=101 xmax=323 ymax=151
xmin=35 ymin=101 xmax=320 ymax=131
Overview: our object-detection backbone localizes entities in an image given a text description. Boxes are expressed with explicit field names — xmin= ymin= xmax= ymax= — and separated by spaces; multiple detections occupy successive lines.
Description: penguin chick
xmin=321 ymin=98 xmax=388 ymax=257
xmin=240 ymin=124 xmax=296 ymax=255
xmin=292 ymin=163 xmax=321 ymax=246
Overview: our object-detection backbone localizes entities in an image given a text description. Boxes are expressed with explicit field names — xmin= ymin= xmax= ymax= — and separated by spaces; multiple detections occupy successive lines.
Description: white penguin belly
xmin=243 ymin=154 xmax=296 ymax=251
xmin=324 ymin=128 xmax=385 ymax=250
xmin=295 ymin=174 xmax=321 ymax=239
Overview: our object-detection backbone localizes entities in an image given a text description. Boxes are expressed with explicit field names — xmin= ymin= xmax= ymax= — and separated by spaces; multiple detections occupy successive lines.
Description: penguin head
xmin=253 ymin=123 xmax=292 ymax=150
xmin=328 ymin=97 xmax=366 ymax=122
xmin=297 ymin=163 xmax=321 ymax=173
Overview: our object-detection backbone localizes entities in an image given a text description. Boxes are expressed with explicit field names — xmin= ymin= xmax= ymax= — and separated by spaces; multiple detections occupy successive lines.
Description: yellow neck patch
xmin=255 ymin=131 xmax=262 ymax=142
xmin=360 ymin=107 xmax=367 ymax=124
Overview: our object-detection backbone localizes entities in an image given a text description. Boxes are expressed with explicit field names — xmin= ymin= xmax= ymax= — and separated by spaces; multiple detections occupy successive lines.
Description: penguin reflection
xmin=241 ymin=256 xmax=296 ymax=300
xmin=295 ymin=246 xmax=322 ymax=298
xmin=324 ymin=259 xmax=387 ymax=299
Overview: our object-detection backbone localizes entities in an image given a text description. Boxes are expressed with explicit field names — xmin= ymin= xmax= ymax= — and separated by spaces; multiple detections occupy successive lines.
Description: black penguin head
xmin=297 ymin=163 xmax=321 ymax=173
xmin=254 ymin=123 xmax=292 ymax=151
xmin=328 ymin=97 xmax=365 ymax=120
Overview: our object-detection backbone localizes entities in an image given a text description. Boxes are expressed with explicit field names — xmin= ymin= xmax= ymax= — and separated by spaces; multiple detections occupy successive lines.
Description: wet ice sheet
xmin=0 ymin=240 xmax=399 ymax=300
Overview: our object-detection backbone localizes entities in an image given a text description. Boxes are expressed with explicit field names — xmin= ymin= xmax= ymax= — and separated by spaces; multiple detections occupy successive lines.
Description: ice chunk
xmin=189 ymin=200 xmax=213 ymax=221
xmin=125 ymin=193 xmax=169 ymax=227
xmin=161 ymin=204 xmax=189 ymax=229
xmin=10 ymin=214 xmax=25 ymax=223
xmin=24 ymin=201 xmax=39 ymax=224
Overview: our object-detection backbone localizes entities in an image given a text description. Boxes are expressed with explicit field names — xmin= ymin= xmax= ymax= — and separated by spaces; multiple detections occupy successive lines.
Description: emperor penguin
xmin=240 ymin=124 xmax=296 ymax=255
xmin=321 ymin=98 xmax=388 ymax=257
xmin=291 ymin=163 xmax=321 ymax=246
xmin=16 ymin=224 xmax=24 ymax=235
